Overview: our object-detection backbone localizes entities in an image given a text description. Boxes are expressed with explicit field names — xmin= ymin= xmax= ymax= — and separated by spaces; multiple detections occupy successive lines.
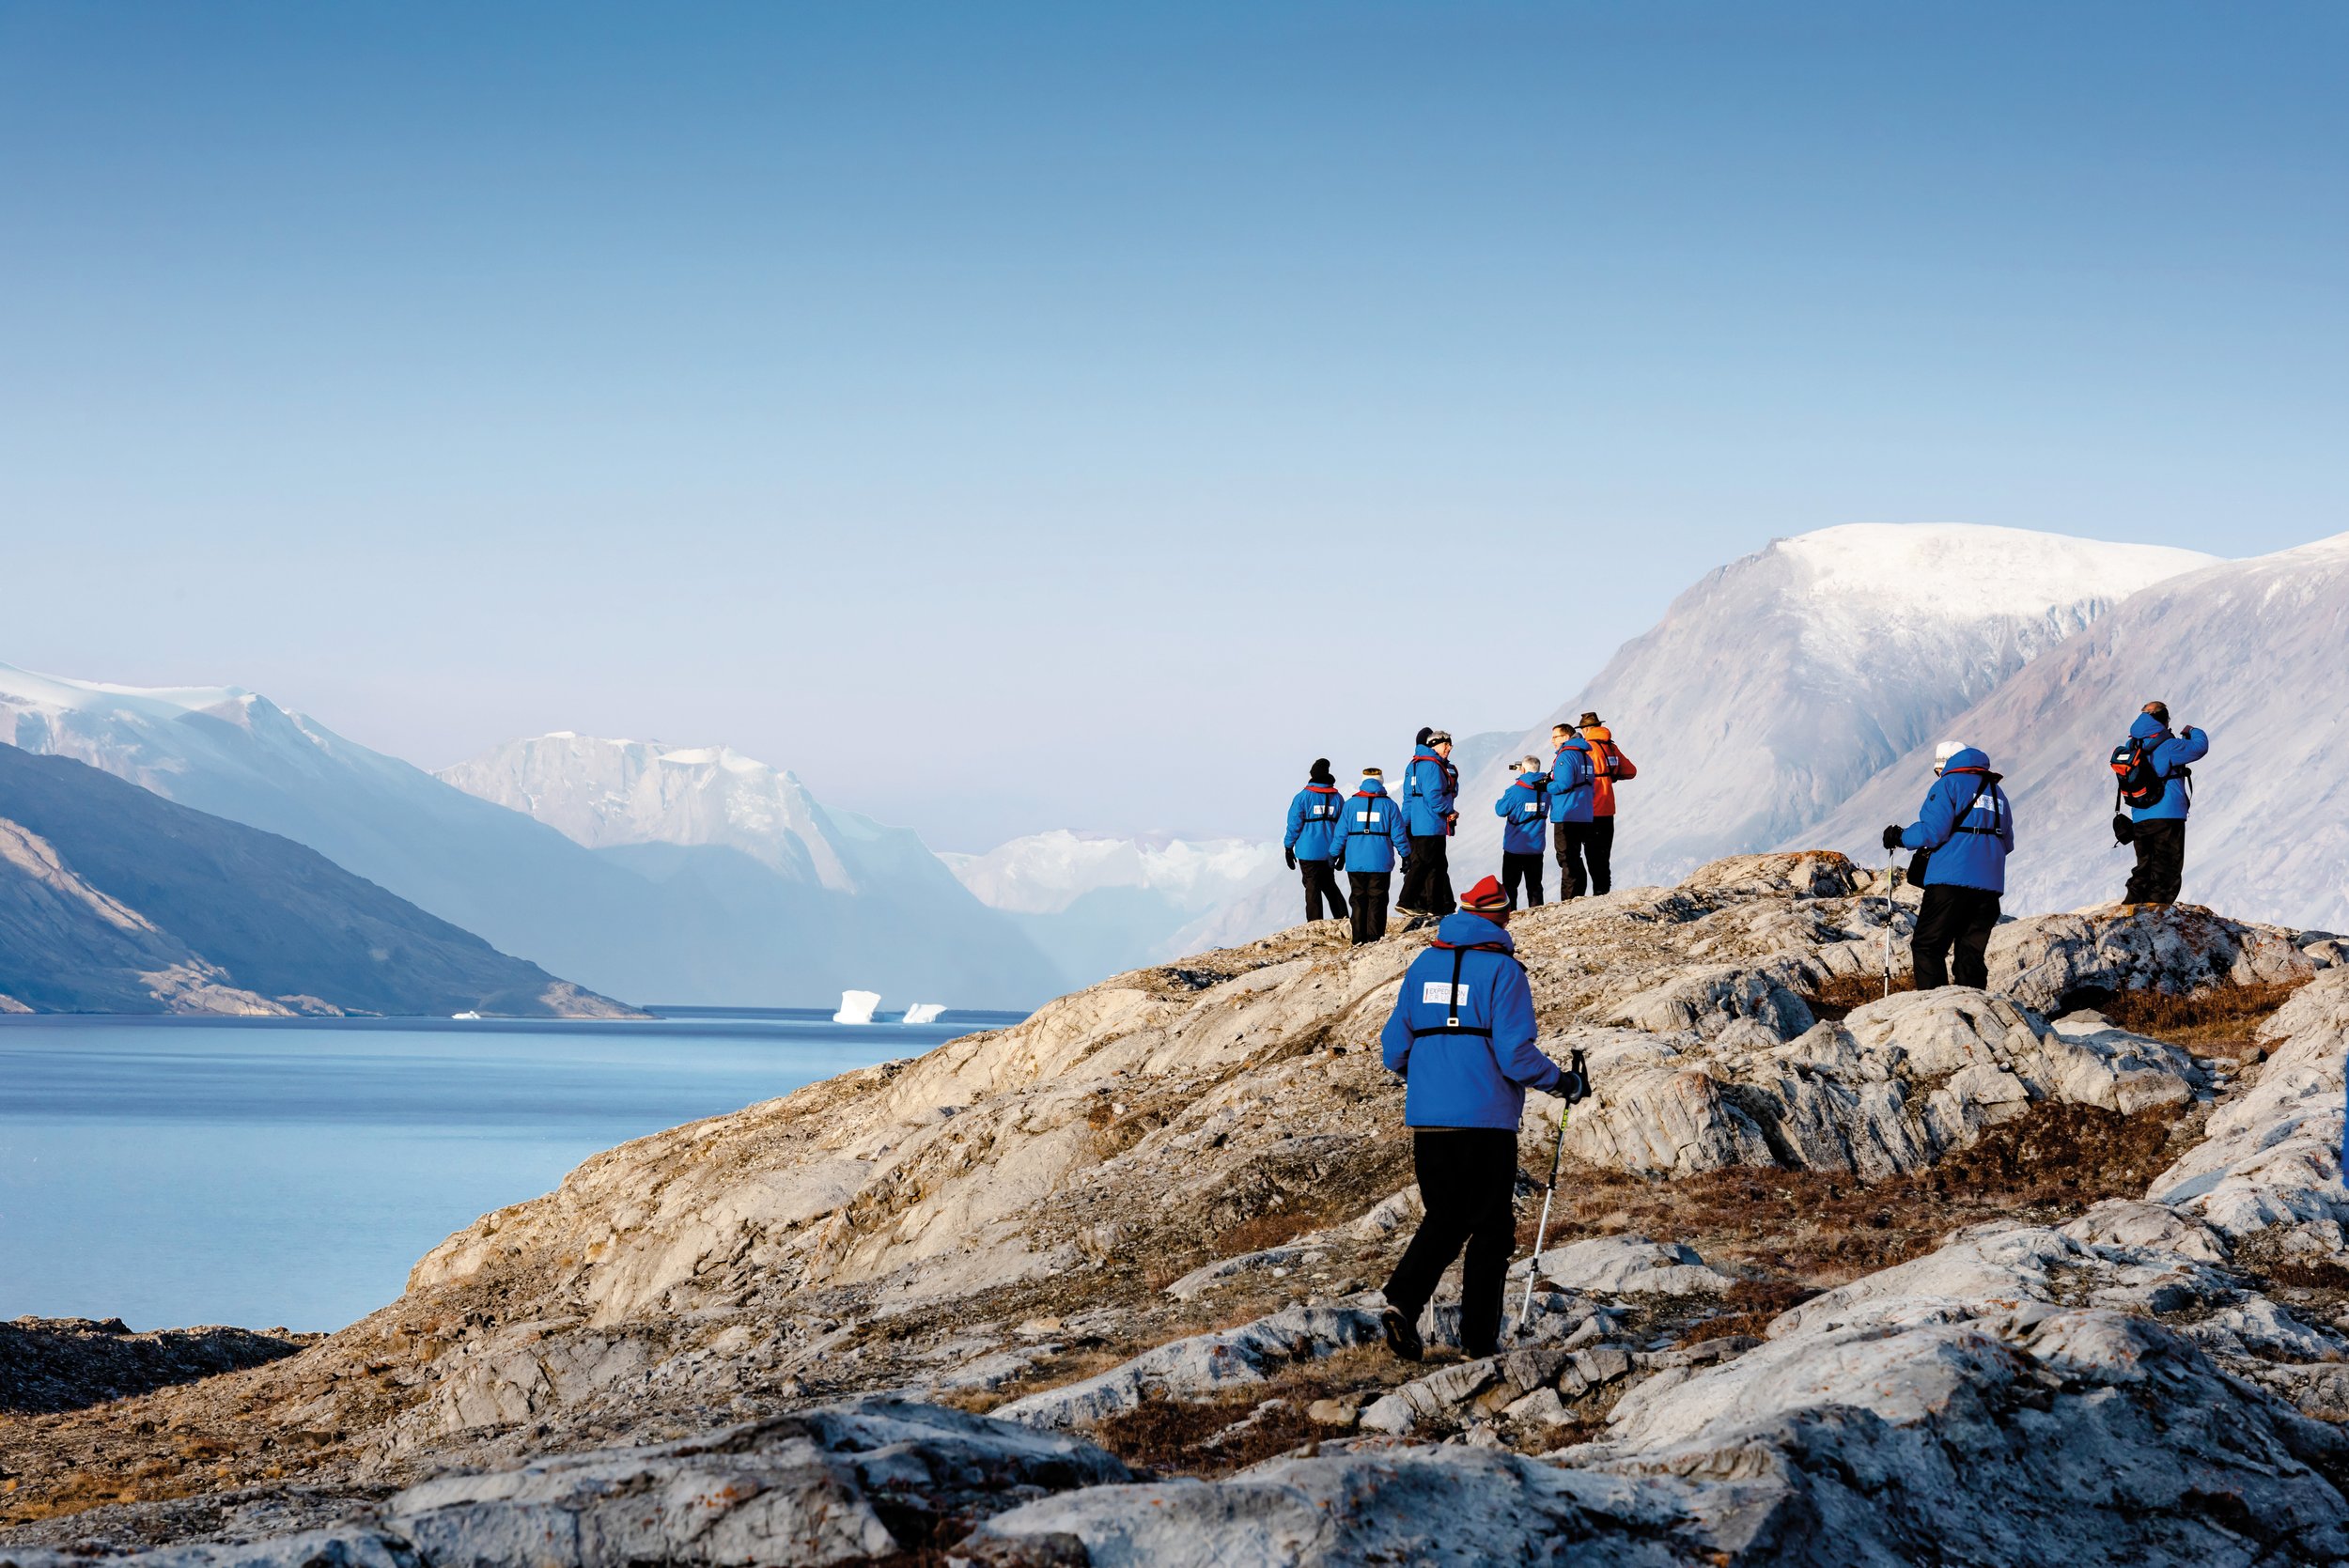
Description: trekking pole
xmin=1517 ymin=1049 xmax=1587 ymax=1339
xmin=1881 ymin=845 xmax=1897 ymax=1000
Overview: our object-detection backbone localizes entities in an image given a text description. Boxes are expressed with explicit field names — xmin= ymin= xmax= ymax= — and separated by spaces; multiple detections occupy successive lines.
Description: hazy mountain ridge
xmin=436 ymin=733 xmax=960 ymax=899
xmin=437 ymin=733 xmax=1062 ymax=1008
xmin=0 ymin=744 xmax=631 ymax=1017
xmin=0 ymin=669 xmax=1059 ymax=1009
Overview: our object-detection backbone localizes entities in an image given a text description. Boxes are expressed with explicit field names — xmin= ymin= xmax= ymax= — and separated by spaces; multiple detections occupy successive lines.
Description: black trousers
xmin=1382 ymin=1128 xmax=1519 ymax=1359
xmin=1582 ymin=815 xmax=1616 ymax=895
xmin=1399 ymin=834 xmax=1454 ymax=914
xmin=1913 ymin=883 xmax=2001 ymax=990
xmin=1501 ymin=851 xmax=1545 ymax=908
xmin=1347 ymin=872 xmax=1391 ymax=943
xmin=1552 ymin=821 xmax=1598 ymax=899
xmin=1299 ymin=859 xmax=1348 ymax=922
xmin=2124 ymin=819 xmax=2187 ymax=906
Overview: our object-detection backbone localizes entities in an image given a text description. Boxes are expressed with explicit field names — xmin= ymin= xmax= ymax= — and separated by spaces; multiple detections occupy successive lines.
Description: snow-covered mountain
xmin=0 ymin=667 xmax=1059 ymax=1008
xmin=941 ymin=831 xmax=1281 ymax=986
xmin=437 ymin=734 xmax=960 ymax=899
xmin=1449 ymin=524 xmax=2217 ymax=886
xmin=438 ymin=732 xmax=1060 ymax=1007
xmin=1808 ymin=535 xmax=2349 ymax=931
xmin=0 ymin=663 xmax=664 ymax=987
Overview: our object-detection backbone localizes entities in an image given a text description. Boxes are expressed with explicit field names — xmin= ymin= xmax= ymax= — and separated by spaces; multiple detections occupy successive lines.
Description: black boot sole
xmin=1380 ymin=1306 xmax=1423 ymax=1363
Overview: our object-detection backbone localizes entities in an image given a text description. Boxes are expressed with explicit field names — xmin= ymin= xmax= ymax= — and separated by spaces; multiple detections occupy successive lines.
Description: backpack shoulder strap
xmin=1944 ymin=773 xmax=1996 ymax=839
xmin=1408 ymin=941 xmax=1516 ymax=1038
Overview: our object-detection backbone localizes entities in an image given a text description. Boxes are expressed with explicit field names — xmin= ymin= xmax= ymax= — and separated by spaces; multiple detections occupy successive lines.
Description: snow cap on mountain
xmin=1450 ymin=523 xmax=2217 ymax=886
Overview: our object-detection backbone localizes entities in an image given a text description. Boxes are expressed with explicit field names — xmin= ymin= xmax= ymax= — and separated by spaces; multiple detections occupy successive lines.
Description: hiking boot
xmin=1380 ymin=1306 xmax=1423 ymax=1363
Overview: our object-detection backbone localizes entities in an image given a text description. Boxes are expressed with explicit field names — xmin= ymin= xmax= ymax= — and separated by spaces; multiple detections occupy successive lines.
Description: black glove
xmin=1558 ymin=1048 xmax=1591 ymax=1106
xmin=1881 ymin=825 xmax=1906 ymax=852
xmin=1284 ymin=847 xmax=1297 ymax=871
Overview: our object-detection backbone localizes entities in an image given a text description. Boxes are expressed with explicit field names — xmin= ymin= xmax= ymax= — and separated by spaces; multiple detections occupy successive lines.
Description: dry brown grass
xmin=1084 ymin=1347 xmax=1414 ymax=1478
xmin=1522 ymin=1100 xmax=2194 ymax=1288
xmin=1676 ymin=1280 xmax=1818 ymax=1345
xmin=2097 ymin=980 xmax=2310 ymax=1061
xmin=1091 ymin=1394 xmax=1343 ymax=1476
xmin=1802 ymin=970 xmax=1914 ymax=1021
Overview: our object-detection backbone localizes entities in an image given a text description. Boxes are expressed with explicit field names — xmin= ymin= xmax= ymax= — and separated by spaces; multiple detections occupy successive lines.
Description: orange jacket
xmin=1580 ymin=725 xmax=1637 ymax=816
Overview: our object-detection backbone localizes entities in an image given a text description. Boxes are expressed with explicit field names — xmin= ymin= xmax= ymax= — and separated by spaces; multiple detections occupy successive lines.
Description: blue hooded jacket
xmin=1897 ymin=747 xmax=2015 ymax=893
xmin=1401 ymin=748 xmax=1459 ymax=837
xmin=1495 ymin=775 xmax=1548 ymax=854
xmin=1546 ymin=737 xmax=1595 ymax=824
xmin=1338 ymin=779 xmax=1411 ymax=873
xmin=1380 ymin=912 xmax=1561 ymax=1128
xmin=1283 ymin=784 xmax=1346 ymax=862
xmin=2123 ymin=714 xmax=2209 ymax=823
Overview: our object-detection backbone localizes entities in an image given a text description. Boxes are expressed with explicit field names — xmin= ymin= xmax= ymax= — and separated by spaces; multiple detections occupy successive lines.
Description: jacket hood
xmin=1303 ymin=782 xmax=1341 ymax=794
xmin=1556 ymin=734 xmax=1591 ymax=753
xmin=2129 ymin=713 xmax=2170 ymax=741
xmin=1511 ymin=774 xmax=1543 ymax=792
xmin=1355 ymin=779 xmax=1390 ymax=797
xmin=1433 ymin=910 xmax=1515 ymax=952
xmin=1581 ymin=724 xmax=1612 ymax=741
xmin=1942 ymin=746 xmax=1991 ymax=772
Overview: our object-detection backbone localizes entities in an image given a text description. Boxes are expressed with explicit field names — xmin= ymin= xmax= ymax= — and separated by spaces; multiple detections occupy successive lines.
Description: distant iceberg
xmin=832 ymin=989 xmax=881 ymax=1025
xmin=901 ymin=1002 xmax=945 ymax=1024
xmin=450 ymin=1010 xmax=483 ymax=1020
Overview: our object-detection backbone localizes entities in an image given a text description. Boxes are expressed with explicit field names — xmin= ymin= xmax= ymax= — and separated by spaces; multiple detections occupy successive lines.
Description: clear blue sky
xmin=4 ymin=3 xmax=2342 ymax=848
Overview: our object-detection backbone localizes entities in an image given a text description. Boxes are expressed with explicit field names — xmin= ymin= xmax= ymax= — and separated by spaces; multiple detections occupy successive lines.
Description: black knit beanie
xmin=1415 ymin=725 xmax=1434 ymax=747
xmin=1309 ymin=757 xmax=1334 ymax=785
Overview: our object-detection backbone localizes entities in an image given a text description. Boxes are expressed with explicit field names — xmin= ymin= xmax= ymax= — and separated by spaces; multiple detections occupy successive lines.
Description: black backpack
xmin=2109 ymin=736 xmax=2191 ymax=844
xmin=2109 ymin=737 xmax=2169 ymax=811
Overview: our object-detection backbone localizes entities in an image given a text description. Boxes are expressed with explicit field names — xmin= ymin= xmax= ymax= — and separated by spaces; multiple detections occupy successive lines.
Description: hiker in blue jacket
xmin=1283 ymin=757 xmax=1350 ymax=924
xmin=1339 ymin=768 xmax=1411 ymax=944
xmin=2118 ymin=703 xmax=2209 ymax=906
xmin=1377 ymin=876 xmax=1575 ymax=1362
xmin=1879 ymin=744 xmax=2015 ymax=990
xmin=1398 ymin=727 xmax=1459 ymax=917
xmin=1546 ymin=723 xmax=1599 ymax=898
xmin=1494 ymin=757 xmax=1548 ymax=908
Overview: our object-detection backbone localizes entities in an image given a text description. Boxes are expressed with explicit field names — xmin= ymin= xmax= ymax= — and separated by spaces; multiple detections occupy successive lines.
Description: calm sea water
xmin=0 ymin=1007 xmax=1021 ymax=1332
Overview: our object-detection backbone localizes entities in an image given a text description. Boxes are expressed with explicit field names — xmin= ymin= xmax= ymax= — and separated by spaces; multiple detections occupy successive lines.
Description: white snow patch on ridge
xmin=1777 ymin=524 xmax=2217 ymax=646
xmin=0 ymin=663 xmax=256 ymax=720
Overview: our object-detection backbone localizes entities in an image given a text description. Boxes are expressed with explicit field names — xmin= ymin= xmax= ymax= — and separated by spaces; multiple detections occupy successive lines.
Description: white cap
xmin=1934 ymin=740 xmax=1967 ymax=764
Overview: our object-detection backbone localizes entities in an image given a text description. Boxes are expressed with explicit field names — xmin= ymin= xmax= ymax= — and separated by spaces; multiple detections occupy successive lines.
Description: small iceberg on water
xmin=832 ymin=989 xmax=881 ymax=1025
xmin=902 ymin=1002 xmax=945 ymax=1025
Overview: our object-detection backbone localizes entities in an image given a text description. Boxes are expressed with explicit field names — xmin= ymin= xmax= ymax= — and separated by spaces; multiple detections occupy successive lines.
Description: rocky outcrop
xmin=7 ymin=857 xmax=2344 ymax=1565
xmin=0 ymin=1320 xmax=311 ymax=1416
xmin=0 ymin=1402 xmax=1128 ymax=1568
xmin=1988 ymin=903 xmax=2322 ymax=1013
xmin=1564 ymin=986 xmax=2205 ymax=1178
xmin=2149 ymin=969 xmax=2349 ymax=1246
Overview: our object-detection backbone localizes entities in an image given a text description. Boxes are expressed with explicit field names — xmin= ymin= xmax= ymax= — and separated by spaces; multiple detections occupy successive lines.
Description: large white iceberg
xmin=832 ymin=989 xmax=880 ymax=1025
xmin=901 ymin=1002 xmax=945 ymax=1024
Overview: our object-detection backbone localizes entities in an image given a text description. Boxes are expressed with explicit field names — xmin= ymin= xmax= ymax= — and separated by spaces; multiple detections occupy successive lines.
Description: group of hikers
xmin=1281 ymin=716 xmax=1638 ymax=949
xmin=1337 ymin=700 xmax=2213 ymax=1363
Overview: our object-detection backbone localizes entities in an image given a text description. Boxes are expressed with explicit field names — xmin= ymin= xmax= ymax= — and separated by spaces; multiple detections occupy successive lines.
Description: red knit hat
xmin=1458 ymin=876 xmax=1509 ymax=912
